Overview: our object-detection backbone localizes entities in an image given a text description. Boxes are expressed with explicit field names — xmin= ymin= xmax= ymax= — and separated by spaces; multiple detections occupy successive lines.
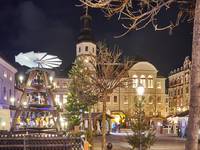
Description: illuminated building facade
xmin=93 ymin=61 xmax=168 ymax=118
xmin=0 ymin=56 xmax=17 ymax=130
xmin=168 ymin=56 xmax=191 ymax=115
xmin=0 ymin=57 xmax=17 ymax=108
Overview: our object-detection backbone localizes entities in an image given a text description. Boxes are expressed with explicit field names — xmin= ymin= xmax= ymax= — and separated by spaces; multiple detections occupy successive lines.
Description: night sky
xmin=0 ymin=0 xmax=193 ymax=77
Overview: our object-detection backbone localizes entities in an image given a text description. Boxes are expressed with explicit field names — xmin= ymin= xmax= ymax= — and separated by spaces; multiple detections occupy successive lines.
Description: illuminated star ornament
xmin=15 ymin=51 xmax=62 ymax=69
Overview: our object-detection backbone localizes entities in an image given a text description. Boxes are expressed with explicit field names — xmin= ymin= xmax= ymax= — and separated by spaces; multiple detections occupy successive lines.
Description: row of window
xmin=78 ymin=46 xmax=95 ymax=54
xmin=169 ymin=73 xmax=189 ymax=86
xmin=132 ymin=75 xmax=161 ymax=89
xmin=105 ymin=95 xmax=162 ymax=104
xmin=168 ymin=87 xmax=189 ymax=97
xmin=106 ymin=96 xmax=118 ymax=103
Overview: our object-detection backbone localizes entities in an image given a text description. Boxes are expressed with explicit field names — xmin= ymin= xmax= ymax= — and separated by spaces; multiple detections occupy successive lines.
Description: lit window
xmin=4 ymin=71 xmax=7 ymax=78
xmin=114 ymin=96 xmax=118 ymax=103
xmin=132 ymin=75 xmax=138 ymax=88
xmin=147 ymin=75 xmax=153 ymax=88
xmin=157 ymin=82 xmax=161 ymax=89
xmin=9 ymin=76 xmax=12 ymax=81
xmin=124 ymin=96 xmax=128 ymax=104
xmin=140 ymin=75 xmax=146 ymax=88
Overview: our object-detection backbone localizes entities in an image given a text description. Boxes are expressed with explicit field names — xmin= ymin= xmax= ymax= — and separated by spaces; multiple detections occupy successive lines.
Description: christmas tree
xmin=66 ymin=59 xmax=96 ymax=127
xmin=127 ymin=96 xmax=156 ymax=150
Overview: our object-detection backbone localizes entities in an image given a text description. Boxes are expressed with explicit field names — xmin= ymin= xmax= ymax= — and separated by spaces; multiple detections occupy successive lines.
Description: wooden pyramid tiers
xmin=11 ymin=68 xmax=61 ymax=133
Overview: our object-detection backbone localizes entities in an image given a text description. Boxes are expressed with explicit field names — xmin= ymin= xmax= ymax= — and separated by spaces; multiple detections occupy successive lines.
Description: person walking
xmin=180 ymin=118 xmax=187 ymax=138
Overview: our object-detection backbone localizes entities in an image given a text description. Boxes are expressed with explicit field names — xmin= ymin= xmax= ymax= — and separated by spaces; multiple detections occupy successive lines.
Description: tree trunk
xmin=102 ymin=94 xmax=107 ymax=150
xmin=88 ymin=106 xmax=94 ymax=150
xmin=185 ymin=0 xmax=200 ymax=149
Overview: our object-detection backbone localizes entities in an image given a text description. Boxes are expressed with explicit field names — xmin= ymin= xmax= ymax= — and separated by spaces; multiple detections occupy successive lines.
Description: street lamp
xmin=49 ymin=76 xmax=53 ymax=83
xmin=136 ymin=83 xmax=145 ymax=96
xmin=136 ymin=83 xmax=145 ymax=150
xmin=19 ymin=75 xmax=24 ymax=84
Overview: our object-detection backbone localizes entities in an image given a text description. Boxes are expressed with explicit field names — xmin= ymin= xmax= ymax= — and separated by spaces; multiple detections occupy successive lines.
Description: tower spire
xmin=77 ymin=8 xmax=95 ymax=44
xmin=76 ymin=9 xmax=96 ymax=57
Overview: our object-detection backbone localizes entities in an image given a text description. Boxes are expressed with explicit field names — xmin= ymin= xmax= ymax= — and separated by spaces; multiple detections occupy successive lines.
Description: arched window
xmin=147 ymin=75 xmax=153 ymax=88
xmin=132 ymin=75 xmax=138 ymax=88
xmin=140 ymin=75 xmax=146 ymax=87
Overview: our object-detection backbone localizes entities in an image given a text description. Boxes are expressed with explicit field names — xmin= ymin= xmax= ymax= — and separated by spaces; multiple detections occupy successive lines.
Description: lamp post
xmin=10 ymin=97 xmax=15 ymax=106
xmin=49 ymin=76 xmax=53 ymax=83
xmin=136 ymin=84 xmax=145 ymax=150
xmin=19 ymin=75 xmax=24 ymax=84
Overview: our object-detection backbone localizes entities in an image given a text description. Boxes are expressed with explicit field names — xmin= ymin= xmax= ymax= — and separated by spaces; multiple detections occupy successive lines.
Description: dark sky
xmin=0 ymin=0 xmax=193 ymax=76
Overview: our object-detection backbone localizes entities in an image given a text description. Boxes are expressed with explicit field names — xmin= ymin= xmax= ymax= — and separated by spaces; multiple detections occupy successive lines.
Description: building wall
xmin=0 ymin=57 xmax=17 ymax=109
xmin=168 ymin=56 xmax=191 ymax=115
xmin=0 ymin=109 xmax=10 ymax=130
xmin=94 ymin=61 xmax=168 ymax=118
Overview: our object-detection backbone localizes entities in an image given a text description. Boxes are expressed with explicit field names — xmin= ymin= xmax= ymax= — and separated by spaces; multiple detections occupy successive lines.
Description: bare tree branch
xmin=80 ymin=0 xmax=195 ymax=37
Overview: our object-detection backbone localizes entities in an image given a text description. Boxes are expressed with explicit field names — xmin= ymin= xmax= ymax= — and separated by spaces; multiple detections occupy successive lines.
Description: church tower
xmin=76 ymin=10 xmax=96 ymax=61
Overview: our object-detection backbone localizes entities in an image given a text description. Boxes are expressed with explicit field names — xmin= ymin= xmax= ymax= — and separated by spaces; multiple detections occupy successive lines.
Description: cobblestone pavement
xmin=93 ymin=134 xmax=200 ymax=150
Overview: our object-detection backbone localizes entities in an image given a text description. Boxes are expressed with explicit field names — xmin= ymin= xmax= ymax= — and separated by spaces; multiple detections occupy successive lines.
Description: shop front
xmin=111 ymin=111 xmax=128 ymax=132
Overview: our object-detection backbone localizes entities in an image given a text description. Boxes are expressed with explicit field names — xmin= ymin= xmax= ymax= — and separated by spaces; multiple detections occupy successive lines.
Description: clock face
xmin=15 ymin=51 xmax=62 ymax=69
